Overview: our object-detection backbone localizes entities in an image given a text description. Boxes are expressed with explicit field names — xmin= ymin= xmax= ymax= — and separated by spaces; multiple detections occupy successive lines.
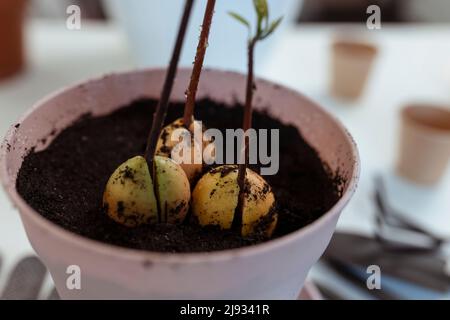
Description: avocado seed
xmin=103 ymin=155 xmax=190 ymax=227
xmin=192 ymin=165 xmax=277 ymax=237
xmin=156 ymin=118 xmax=214 ymax=182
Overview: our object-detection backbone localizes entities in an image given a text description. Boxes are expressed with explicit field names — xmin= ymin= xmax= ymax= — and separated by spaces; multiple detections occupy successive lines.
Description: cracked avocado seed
xmin=156 ymin=118 xmax=214 ymax=182
xmin=103 ymin=155 xmax=190 ymax=227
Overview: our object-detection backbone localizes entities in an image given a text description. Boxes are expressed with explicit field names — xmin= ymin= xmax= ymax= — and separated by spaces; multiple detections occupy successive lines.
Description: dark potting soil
xmin=16 ymin=99 xmax=343 ymax=253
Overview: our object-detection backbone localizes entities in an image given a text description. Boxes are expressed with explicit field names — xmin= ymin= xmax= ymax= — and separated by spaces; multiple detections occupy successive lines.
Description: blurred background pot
xmin=0 ymin=0 xmax=28 ymax=80
xmin=105 ymin=0 xmax=302 ymax=71
xmin=397 ymin=105 xmax=450 ymax=185
xmin=330 ymin=39 xmax=378 ymax=100
xmin=1 ymin=69 xmax=359 ymax=299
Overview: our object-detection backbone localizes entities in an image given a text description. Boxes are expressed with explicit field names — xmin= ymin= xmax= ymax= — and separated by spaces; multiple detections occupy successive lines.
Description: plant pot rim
xmin=0 ymin=67 xmax=360 ymax=264
xmin=402 ymin=103 xmax=450 ymax=136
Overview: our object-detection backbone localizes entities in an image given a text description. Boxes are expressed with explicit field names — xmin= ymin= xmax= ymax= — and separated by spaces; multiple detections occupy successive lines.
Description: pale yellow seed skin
xmin=156 ymin=118 xmax=214 ymax=182
xmin=103 ymin=156 xmax=190 ymax=227
xmin=242 ymin=171 xmax=277 ymax=237
xmin=192 ymin=165 xmax=277 ymax=237
xmin=155 ymin=156 xmax=191 ymax=224
xmin=103 ymin=156 xmax=158 ymax=227
xmin=192 ymin=167 xmax=239 ymax=230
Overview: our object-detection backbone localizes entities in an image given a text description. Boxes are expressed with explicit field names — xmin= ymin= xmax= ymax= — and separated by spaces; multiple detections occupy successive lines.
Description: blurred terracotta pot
xmin=0 ymin=0 xmax=27 ymax=80
xmin=397 ymin=104 xmax=450 ymax=185
xmin=331 ymin=40 xmax=377 ymax=100
xmin=1 ymin=69 xmax=359 ymax=299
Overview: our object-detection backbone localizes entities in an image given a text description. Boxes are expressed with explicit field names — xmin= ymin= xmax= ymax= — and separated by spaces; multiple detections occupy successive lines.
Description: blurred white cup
xmin=105 ymin=0 xmax=302 ymax=71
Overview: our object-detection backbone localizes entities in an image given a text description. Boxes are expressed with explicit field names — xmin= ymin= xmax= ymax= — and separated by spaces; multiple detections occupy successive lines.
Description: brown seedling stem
xmin=183 ymin=0 xmax=216 ymax=128
xmin=145 ymin=0 xmax=195 ymax=175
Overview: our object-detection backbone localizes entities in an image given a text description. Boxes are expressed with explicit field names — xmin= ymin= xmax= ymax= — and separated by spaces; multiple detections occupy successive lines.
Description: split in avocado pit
xmin=103 ymin=155 xmax=190 ymax=227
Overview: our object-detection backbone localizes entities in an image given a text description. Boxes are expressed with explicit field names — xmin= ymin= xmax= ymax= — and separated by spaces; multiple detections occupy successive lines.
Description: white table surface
xmin=0 ymin=20 xmax=449 ymax=299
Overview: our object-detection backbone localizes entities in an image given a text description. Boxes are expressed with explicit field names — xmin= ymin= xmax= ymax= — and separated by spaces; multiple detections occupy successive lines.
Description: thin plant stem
xmin=145 ymin=0 xmax=195 ymax=174
xmin=233 ymin=39 xmax=256 ymax=231
xmin=183 ymin=0 xmax=216 ymax=127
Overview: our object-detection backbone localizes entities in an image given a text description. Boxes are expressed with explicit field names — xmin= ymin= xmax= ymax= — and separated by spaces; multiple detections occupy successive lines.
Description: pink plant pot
xmin=0 ymin=69 xmax=359 ymax=299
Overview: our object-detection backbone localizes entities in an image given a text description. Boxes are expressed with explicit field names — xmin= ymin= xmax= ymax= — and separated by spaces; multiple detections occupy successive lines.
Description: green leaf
xmin=231 ymin=1 xmax=283 ymax=44
xmin=253 ymin=0 xmax=270 ymax=40
xmin=228 ymin=11 xmax=251 ymax=29
xmin=253 ymin=0 xmax=268 ymax=19
xmin=260 ymin=16 xmax=283 ymax=40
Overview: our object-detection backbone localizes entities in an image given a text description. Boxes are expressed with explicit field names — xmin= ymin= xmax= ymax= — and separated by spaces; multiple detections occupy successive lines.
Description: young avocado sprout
xmin=103 ymin=0 xmax=195 ymax=227
xmin=192 ymin=0 xmax=283 ymax=237
xmin=156 ymin=0 xmax=217 ymax=182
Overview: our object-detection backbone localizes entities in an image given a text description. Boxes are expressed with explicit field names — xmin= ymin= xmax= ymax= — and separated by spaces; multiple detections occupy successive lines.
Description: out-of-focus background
xmin=0 ymin=0 xmax=449 ymax=300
